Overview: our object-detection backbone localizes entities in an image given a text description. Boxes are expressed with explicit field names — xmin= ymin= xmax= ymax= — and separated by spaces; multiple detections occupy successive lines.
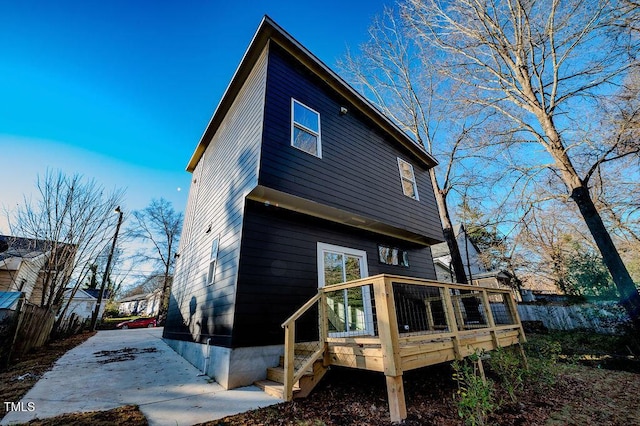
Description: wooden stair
xmin=255 ymin=351 xmax=328 ymax=400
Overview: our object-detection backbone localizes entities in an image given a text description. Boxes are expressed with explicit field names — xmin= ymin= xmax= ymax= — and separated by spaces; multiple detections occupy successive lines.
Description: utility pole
xmin=90 ymin=206 xmax=123 ymax=331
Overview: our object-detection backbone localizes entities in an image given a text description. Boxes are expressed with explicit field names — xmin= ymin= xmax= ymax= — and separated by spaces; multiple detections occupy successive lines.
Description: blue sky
xmin=0 ymin=0 xmax=390 ymax=232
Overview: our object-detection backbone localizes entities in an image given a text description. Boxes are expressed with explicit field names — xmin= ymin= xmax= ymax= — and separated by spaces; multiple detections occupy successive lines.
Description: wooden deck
xmin=280 ymin=274 xmax=526 ymax=423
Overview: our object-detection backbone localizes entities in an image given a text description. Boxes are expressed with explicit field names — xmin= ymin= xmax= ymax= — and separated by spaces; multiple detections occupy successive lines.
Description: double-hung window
xmin=207 ymin=236 xmax=219 ymax=285
xmin=397 ymin=158 xmax=419 ymax=200
xmin=291 ymin=98 xmax=321 ymax=157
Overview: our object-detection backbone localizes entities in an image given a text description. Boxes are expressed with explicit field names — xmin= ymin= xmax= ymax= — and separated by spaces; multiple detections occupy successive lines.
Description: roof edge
xmin=187 ymin=15 xmax=437 ymax=173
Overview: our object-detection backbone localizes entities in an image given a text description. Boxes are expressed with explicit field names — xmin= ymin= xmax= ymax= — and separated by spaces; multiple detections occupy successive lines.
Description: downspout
xmin=200 ymin=338 xmax=212 ymax=376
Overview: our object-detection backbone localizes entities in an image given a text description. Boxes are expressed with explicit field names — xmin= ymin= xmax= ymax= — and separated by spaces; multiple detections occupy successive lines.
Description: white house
xmin=60 ymin=288 xmax=98 ymax=321
xmin=144 ymin=289 xmax=162 ymax=316
xmin=431 ymin=224 xmax=520 ymax=300
xmin=0 ymin=237 xmax=50 ymax=301
xmin=118 ymin=289 xmax=162 ymax=317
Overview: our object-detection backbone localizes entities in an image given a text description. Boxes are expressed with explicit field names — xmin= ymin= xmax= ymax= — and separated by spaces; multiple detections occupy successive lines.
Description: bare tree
xmin=401 ymin=0 xmax=640 ymax=328
xmin=515 ymin=202 xmax=590 ymax=290
xmin=341 ymin=8 xmax=501 ymax=284
xmin=128 ymin=198 xmax=182 ymax=322
xmin=8 ymin=170 xmax=124 ymax=322
xmin=591 ymin=70 xmax=640 ymax=244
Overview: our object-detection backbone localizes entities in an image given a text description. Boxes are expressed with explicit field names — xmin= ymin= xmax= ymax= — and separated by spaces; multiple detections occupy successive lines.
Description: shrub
xmin=488 ymin=347 xmax=525 ymax=403
xmin=452 ymin=357 xmax=495 ymax=426
xmin=524 ymin=338 xmax=562 ymax=392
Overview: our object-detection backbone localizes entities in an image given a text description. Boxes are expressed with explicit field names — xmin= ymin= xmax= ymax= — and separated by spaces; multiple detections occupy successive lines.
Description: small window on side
xmin=291 ymin=99 xmax=321 ymax=157
xmin=378 ymin=245 xmax=409 ymax=267
xmin=207 ymin=236 xmax=219 ymax=285
xmin=397 ymin=158 xmax=419 ymax=200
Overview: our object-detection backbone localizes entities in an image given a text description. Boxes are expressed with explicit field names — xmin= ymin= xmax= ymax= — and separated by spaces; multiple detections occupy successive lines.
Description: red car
xmin=116 ymin=317 xmax=157 ymax=329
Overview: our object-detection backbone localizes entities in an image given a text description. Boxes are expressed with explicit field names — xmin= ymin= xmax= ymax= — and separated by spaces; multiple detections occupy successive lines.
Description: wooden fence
xmin=11 ymin=304 xmax=56 ymax=359
xmin=52 ymin=313 xmax=89 ymax=339
xmin=0 ymin=299 xmax=23 ymax=368
xmin=518 ymin=302 xmax=628 ymax=334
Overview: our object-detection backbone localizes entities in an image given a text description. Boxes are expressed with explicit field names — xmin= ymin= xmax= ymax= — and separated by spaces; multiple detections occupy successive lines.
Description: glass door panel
xmin=324 ymin=252 xmax=344 ymax=285
xmin=318 ymin=243 xmax=373 ymax=337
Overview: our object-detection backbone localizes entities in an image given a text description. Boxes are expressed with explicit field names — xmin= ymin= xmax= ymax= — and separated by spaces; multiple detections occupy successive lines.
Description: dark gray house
xmin=163 ymin=16 xmax=445 ymax=389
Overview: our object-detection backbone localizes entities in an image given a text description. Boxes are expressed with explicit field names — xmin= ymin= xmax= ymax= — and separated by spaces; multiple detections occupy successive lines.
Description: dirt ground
xmin=200 ymin=362 xmax=640 ymax=426
xmin=2 ymin=332 xmax=639 ymax=426
xmin=1 ymin=331 xmax=95 ymax=420
xmin=7 ymin=405 xmax=147 ymax=426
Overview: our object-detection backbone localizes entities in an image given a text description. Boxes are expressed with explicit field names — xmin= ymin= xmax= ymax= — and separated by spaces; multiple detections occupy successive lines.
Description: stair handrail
xmin=281 ymin=292 xmax=322 ymax=329
xmin=281 ymin=290 xmax=326 ymax=401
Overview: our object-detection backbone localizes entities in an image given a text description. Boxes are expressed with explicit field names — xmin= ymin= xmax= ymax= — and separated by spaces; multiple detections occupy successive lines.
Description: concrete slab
xmin=1 ymin=328 xmax=280 ymax=426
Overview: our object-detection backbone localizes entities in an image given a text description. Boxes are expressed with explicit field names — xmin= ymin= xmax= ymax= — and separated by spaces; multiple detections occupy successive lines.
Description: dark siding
xmin=259 ymin=43 xmax=443 ymax=243
xmin=231 ymin=200 xmax=437 ymax=348
xmin=164 ymin=47 xmax=268 ymax=347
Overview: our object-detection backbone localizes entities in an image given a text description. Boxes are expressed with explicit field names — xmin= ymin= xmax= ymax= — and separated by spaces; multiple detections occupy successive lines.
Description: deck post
xmin=451 ymin=294 xmax=465 ymax=331
xmin=424 ymin=299 xmax=435 ymax=331
xmin=319 ymin=292 xmax=330 ymax=367
xmin=517 ymin=342 xmax=529 ymax=370
xmin=442 ymin=288 xmax=462 ymax=359
xmin=283 ymin=323 xmax=295 ymax=401
xmin=480 ymin=290 xmax=500 ymax=350
xmin=506 ymin=293 xmax=527 ymax=343
xmin=373 ymin=276 xmax=407 ymax=423
xmin=475 ymin=355 xmax=487 ymax=384
xmin=385 ymin=375 xmax=407 ymax=423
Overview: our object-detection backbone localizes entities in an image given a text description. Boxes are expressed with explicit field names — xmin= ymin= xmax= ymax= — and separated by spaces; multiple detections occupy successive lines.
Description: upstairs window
xmin=291 ymin=99 xmax=321 ymax=157
xmin=207 ymin=236 xmax=219 ymax=285
xmin=397 ymin=158 xmax=419 ymax=200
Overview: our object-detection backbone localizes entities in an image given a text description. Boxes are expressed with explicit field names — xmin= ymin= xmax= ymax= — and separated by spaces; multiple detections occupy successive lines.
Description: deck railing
xmin=281 ymin=292 xmax=326 ymax=401
xmin=281 ymin=274 xmax=525 ymax=421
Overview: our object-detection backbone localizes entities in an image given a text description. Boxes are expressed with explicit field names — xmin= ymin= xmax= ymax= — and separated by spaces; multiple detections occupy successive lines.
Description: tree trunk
xmin=536 ymin=112 xmax=640 ymax=329
xmin=157 ymin=269 xmax=170 ymax=324
xmin=430 ymin=169 xmax=468 ymax=284
xmin=442 ymin=227 xmax=468 ymax=284
xmin=571 ymin=185 xmax=640 ymax=330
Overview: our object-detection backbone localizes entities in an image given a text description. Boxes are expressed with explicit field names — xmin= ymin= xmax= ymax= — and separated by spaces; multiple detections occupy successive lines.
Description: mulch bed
xmin=201 ymin=362 xmax=640 ymax=425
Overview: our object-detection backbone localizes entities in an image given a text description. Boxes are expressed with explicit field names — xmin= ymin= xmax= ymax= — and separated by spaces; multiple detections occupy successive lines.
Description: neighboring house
xmin=82 ymin=288 xmax=111 ymax=318
xmin=431 ymin=224 xmax=485 ymax=282
xmin=117 ymin=289 xmax=162 ymax=317
xmin=164 ymin=17 xmax=444 ymax=390
xmin=137 ymin=274 xmax=171 ymax=316
xmin=0 ymin=236 xmax=51 ymax=301
xmin=0 ymin=236 xmax=76 ymax=308
xmin=431 ymin=224 xmax=520 ymax=300
xmin=117 ymin=293 xmax=148 ymax=316
xmin=59 ymin=288 xmax=98 ymax=321
xmin=144 ymin=288 xmax=162 ymax=317
xmin=117 ymin=274 xmax=168 ymax=317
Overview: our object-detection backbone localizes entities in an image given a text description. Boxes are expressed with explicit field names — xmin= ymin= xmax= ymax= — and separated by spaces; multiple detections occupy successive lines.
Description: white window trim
xmin=317 ymin=242 xmax=369 ymax=288
xmin=317 ymin=242 xmax=374 ymax=338
xmin=291 ymin=98 xmax=322 ymax=158
xmin=397 ymin=157 xmax=420 ymax=200
xmin=207 ymin=236 xmax=220 ymax=286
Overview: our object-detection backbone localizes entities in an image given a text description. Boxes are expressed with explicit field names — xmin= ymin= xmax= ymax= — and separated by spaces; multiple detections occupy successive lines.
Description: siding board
xmin=232 ymin=200 xmax=437 ymax=347
xmin=259 ymin=44 xmax=443 ymax=243
xmin=164 ymin=46 xmax=269 ymax=347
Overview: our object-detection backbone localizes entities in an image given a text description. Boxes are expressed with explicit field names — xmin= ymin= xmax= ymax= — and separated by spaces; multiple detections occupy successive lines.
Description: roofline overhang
xmin=247 ymin=186 xmax=443 ymax=246
xmin=187 ymin=15 xmax=438 ymax=173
